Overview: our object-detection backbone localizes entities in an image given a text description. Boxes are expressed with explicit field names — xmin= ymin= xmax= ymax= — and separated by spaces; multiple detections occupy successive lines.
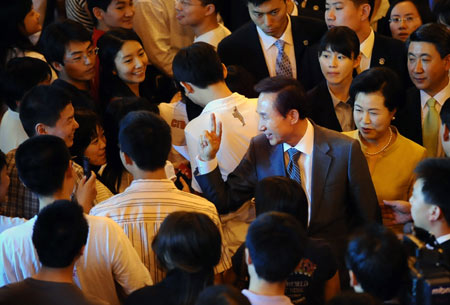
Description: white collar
xmin=256 ymin=15 xmax=293 ymax=51
xmin=420 ymin=78 xmax=450 ymax=109
xmin=436 ymin=233 xmax=450 ymax=245
xmin=360 ymin=28 xmax=375 ymax=59
xmin=283 ymin=119 xmax=314 ymax=155
xmin=201 ymin=92 xmax=246 ymax=114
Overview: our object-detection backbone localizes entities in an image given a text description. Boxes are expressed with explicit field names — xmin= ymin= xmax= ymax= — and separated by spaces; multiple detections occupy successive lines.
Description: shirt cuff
xmin=196 ymin=156 xmax=218 ymax=175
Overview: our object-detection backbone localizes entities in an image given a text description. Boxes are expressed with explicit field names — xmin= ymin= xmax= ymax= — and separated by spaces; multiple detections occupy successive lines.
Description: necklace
xmin=364 ymin=126 xmax=393 ymax=156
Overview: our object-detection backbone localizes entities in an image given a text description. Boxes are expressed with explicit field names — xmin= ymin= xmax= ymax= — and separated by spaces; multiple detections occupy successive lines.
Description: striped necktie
xmin=274 ymin=40 xmax=293 ymax=78
xmin=287 ymin=148 xmax=301 ymax=183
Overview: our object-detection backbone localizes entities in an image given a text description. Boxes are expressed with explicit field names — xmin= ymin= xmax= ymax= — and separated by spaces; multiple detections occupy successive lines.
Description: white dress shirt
xmin=0 ymin=109 xmax=28 ymax=154
xmin=256 ymin=15 xmax=297 ymax=79
xmin=194 ymin=23 xmax=231 ymax=49
xmin=420 ymin=78 xmax=450 ymax=157
xmin=359 ymin=29 xmax=375 ymax=72
xmin=283 ymin=119 xmax=314 ymax=225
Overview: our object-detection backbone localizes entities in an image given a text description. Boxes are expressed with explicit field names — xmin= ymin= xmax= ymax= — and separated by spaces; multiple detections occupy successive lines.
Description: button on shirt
xmin=283 ymin=119 xmax=314 ymax=225
xmin=256 ymin=15 xmax=297 ymax=79
xmin=420 ymin=79 xmax=450 ymax=157
xmin=359 ymin=29 xmax=375 ymax=72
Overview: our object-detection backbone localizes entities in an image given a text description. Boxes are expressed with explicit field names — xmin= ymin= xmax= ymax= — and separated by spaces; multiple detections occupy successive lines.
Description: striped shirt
xmin=90 ymin=179 xmax=232 ymax=283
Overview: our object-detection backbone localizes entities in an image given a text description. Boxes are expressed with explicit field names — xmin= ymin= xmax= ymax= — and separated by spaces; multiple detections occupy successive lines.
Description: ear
xmin=52 ymin=61 xmax=64 ymax=73
xmin=443 ymin=54 xmax=450 ymax=72
xmin=122 ymin=151 xmax=134 ymax=166
xmin=180 ymin=81 xmax=194 ymax=94
xmin=360 ymin=3 xmax=371 ymax=22
xmin=222 ymin=63 xmax=228 ymax=79
xmin=92 ymin=7 xmax=104 ymax=21
xmin=244 ymin=247 xmax=252 ymax=266
xmin=204 ymin=4 xmax=215 ymax=16
xmin=429 ymin=205 xmax=442 ymax=222
xmin=287 ymin=109 xmax=300 ymax=124
xmin=35 ymin=123 xmax=48 ymax=136
xmin=353 ymin=53 xmax=362 ymax=69
xmin=443 ymin=124 xmax=450 ymax=142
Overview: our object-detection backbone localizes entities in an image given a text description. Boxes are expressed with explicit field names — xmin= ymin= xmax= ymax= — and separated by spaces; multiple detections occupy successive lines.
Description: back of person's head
xmin=254 ymin=176 xmax=308 ymax=230
xmin=70 ymin=108 xmax=103 ymax=166
xmin=32 ymin=200 xmax=89 ymax=268
xmin=414 ymin=158 xmax=450 ymax=224
xmin=0 ymin=57 xmax=51 ymax=111
xmin=433 ymin=0 xmax=450 ymax=26
xmin=246 ymin=211 xmax=305 ymax=282
xmin=254 ymin=76 xmax=307 ymax=118
xmin=318 ymin=26 xmax=360 ymax=59
xmin=19 ymin=85 xmax=72 ymax=137
xmin=16 ymin=135 xmax=71 ymax=196
xmin=350 ymin=67 xmax=402 ymax=112
xmin=225 ymin=65 xmax=257 ymax=98
xmin=40 ymin=19 xmax=92 ymax=68
xmin=440 ymin=98 xmax=450 ymax=128
xmin=173 ymin=42 xmax=224 ymax=88
xmin=195 ymin=285 xmax=251 ymax=305
xmin=407 ymin=23 xmax=450 ymax=59
xmin=345 ymin=224 xmax=408 ymax=301
xmin=326 ymin=292 xmax=382 ymax=305
xmin=119 ymin=110 xmax=171 ymax=171
xmin=86 ymin=0 xmax=113 ymax=25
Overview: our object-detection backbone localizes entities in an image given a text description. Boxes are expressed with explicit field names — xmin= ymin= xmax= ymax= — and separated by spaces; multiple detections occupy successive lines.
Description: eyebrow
xmin=68 ymin=43 xmax=94 ymax=56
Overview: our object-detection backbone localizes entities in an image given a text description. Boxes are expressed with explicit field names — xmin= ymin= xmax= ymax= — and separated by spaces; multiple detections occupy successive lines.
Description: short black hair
xmin=345 ymin=224 xmax=408 ymax=301
xmin=70 ymin=109 xmax=102 ymax=166
xmin=440 ymin=98 xmax=450 ymax=128
xmin=173 ymin=42 xmax=224 ymax=89
xmin=254 ymin=76 xmax=307 ymax=118
xmin=32 ymin=200 xmax=89 ymax=268
xmin=350 ymin=67 xmax=401 ymax=112
xmin=414 ymin=158 xmax=450 ymax=224
xmin=326 ymin=292 xmax=381 ymax=305
xmin=152 ymin=211 xmax=222 ymax=273
xmin=318 ymin=26 xmax=360 ymax=59
xmin=119 ymin=110 xmax=171 ymax=171
xmin=0 ymin=57 xmax=51 ymax=111
xmin=16 ymin=135 xmax=71 ymax=196
xmin=19 ymin=85 xmax=72 ymax=137
xmin=407 ymin=23 xmax=450 ymax=59
xmin=246 ymin=0 xmax=286 ymax=6
xmin=39 ymin=19 xmax=92 ymax=69
xmin=350 ymin=0 xmax=375 ymax=20
xmin=255 ymin=176 xmax=308 ymax=231
xmin=86 ymin=0 xmax=114 ymax=26
xmin=433 ymin=0 xmax=450 ymax=26
xmin=199 ymin=0 xmax=223 ymax=13
xmin=195 ymin=285 xmax=251 ymax=305
xmin=246 ymin=212 xmax=305 ymax=282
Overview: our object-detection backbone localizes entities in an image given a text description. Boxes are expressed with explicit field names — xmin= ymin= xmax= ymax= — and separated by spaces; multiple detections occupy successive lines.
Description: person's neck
xmin=357 ymin=24 xmax=372 ymax=44
xmin=32 ymin=265 xmax=75 ymax=284
xmin=127 ymin=82 xmax=140 ymax=97
xmin=328 ymin=77 xmax=352 ymax=102
xmin=96 ymin=23 xmax=110 ymax=32
xmin=197 ymin=82 xmax=233 ymax=107
xmin=60 ymin=74 xmax=90 ymax=91
xmin=431 ymin=222 xmax=450 ymax=239
xmin=130 ymin=167 xmax=167 ymax=180
xmin=248 ymin=276 xmax=287 ymax=297
xmin=425 ymin=76 xmax=449 ymax=97
xmin=38 ymin=189 xmax=72 ymax=211
xmin=193 ymin=18 xmax=219 ymax=37
xmin=285 ymin=119 xmax=308 ymax=147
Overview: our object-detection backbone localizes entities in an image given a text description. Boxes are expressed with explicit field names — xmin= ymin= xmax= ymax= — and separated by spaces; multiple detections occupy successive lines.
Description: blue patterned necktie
xmin=274 ymin=40 xmax=293 ymax=78
xmin=287 ymin=148 xmax=301 ymax=183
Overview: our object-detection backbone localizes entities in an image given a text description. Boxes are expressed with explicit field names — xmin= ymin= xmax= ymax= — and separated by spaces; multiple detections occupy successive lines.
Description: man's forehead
xmin=408 ymin=41 xmax=439 ymax=55
xmin=248 ymin=0 xmax=285 ymax=11
xmin=65 ymin=41 xmax=93 ymax=54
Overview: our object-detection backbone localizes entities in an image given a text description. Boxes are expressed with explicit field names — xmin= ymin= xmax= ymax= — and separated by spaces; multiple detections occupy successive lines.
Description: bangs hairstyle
xmin=350 ymin=67 xmax=401 ymax=112
xmin=318 ymin=26 xmax=360 ymax=59
xmin=172 ymin=42 xmax=224 ymax=89
xmin=407 ymin=23 xmax=450 ymax=58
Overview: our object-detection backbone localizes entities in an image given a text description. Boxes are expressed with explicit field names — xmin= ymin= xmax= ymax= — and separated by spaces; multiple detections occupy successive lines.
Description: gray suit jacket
xmin=197 ymin=123 xmax=381 ymax=239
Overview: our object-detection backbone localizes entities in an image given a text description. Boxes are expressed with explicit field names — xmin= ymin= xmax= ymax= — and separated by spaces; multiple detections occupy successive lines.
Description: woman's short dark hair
xmin=318 ymin=26 xmax=360 ymax=59
xmin=349 ymin=67 xmax=401 ymax=112
xmin=70 ymin=109 xmax=102 ymax=166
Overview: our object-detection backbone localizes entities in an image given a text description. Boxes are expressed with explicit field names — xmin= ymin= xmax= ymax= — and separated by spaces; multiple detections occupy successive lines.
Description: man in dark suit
xmin=324 ymin=0 xmax=409 ymax=87
xmin=218 ymin=0 xmax=327 ymax=94
xmin=194 ymin=76 xmax=380 ymax=286
xmin=410 ymin=158 xmax=450 ymax=265
xmin=395 ymin=23 xmax=450 ymax=157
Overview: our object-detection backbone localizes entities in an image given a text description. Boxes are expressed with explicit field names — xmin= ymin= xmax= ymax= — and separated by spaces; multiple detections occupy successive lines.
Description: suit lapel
xmin=310 ymin=126 xmax=332 ymax=222
xmin=269 ymin=143 xmax=287 ymax=177
xmin=248 ymin=24 xmax=270 ymax=80
xmin=316 ymin=82 xmax=342 ymax=131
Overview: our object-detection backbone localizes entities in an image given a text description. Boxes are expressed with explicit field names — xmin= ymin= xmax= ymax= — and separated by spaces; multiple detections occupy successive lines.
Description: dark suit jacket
xmin=307 ymin=81 xmax=346 ymax=132
xmin=394 ymin=87 xmax=423 ymax=145
xmin=218 ymin=16 xmax=327 ymax=93
xmin=197 ymin=123 xmax=380 ymax=240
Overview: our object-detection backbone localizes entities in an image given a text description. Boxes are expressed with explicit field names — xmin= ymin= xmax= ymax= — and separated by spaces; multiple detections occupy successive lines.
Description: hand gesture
xmin=76 ymin=172 xmax=97 ymax=213
xmin=198 ymin=113 xmax=222 ymax=162
xmin=383 ymin=200 xmax=412 ymax=226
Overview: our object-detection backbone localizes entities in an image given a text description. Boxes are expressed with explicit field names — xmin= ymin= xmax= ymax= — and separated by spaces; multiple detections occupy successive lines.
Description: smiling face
xmin=319 ymin=47 xmax=360 ymax=86
xmin=21 ymin=6 xmax=42 ymax=36
xmin=407 ymin=41 xmax=450 ymax=97
xmin=389 ymin=1 xmax=422 ymax=42
xmin=353 ymin=91 xmax=395 ymax=144
xmin=46 ymin=104 xmax=79 ymax=148
xmin=114 ymin=40 xmax=148 ymax=85
xmin=248 ymin=0 xmax=288 ymax=38
xmin=84 ymin=125 xmax=107 ymax=166
xmin=325 ymin=0 xmax=365 ymax=32
xmin=99 ymin=0 xmax=135 ymax=30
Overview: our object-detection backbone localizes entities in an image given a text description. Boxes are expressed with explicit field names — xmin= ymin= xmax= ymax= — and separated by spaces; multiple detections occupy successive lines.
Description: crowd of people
xmin=0 ymin=0 xmax=450 ymax=304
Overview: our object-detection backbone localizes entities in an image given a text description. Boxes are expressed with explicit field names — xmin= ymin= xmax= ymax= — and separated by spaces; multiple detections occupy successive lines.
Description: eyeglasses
xmin=174 ymin=0 xmax=202 ymax=7
xmin=389 ymin=16 xmax=417 ymax=23
xmin=65 ymin=47 xmax=99 ymax=64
